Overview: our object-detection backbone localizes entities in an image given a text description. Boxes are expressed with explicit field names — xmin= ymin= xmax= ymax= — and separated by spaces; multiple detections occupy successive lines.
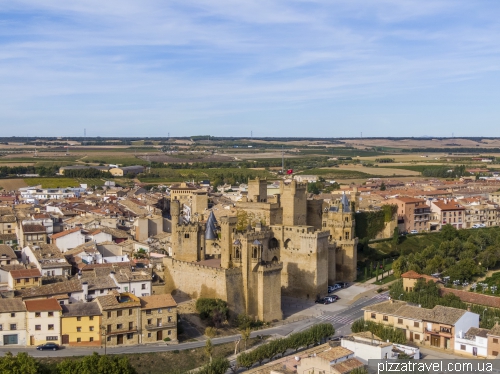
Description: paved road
xmin=0 ymin=291 xmax=389 ymax=358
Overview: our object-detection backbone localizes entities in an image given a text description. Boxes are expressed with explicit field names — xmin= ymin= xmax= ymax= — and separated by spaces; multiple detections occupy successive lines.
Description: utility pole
xmin=282 ymin=146 xmax=284 ymax=174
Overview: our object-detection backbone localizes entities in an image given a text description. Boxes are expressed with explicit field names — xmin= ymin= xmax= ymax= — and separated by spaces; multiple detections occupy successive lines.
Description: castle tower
xmin=171 ymin=199 xmax=206 ymax=262
xmin=248 ymin=177 xmax=268 ymax=203
xmin=323 ymin=193 xmax=358 ymax=282
xmin=219 ymin=216 xmax=237 ymax=269
xmin=280 ymin=181 xmax=307 ymax=226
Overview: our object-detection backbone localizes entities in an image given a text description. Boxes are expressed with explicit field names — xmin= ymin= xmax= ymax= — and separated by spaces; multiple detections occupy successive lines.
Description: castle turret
xmin=280 ymin=181 xmax=307 ymax=226
xmin=220 ymin=216 xmax=237 ymax=269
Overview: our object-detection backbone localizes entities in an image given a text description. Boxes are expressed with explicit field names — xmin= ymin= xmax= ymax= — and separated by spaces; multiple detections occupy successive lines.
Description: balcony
xmin=425 ymin=328 xmax=452 ymax=337
xmin=145 ymin=322 xmax=176 ymax=330
xmin=104 ymin=325 xmax=138 ymax=336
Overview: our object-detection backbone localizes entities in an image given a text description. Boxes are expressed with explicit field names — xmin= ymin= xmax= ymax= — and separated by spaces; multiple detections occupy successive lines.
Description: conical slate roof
xmin=340 ymin=194 xmax=351 ymax=212
xmin=205 ymin=211 xmax=218 ymax=240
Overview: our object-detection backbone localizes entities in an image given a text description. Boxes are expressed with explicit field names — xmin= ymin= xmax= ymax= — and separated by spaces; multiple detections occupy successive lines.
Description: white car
xmin=410 ymin=230 xmax=418 ymax=234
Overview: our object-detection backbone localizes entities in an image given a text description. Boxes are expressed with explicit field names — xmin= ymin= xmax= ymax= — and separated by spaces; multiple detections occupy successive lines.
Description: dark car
xmin=315 ymin=298 xmax=331 ymax=305
xmin=328 ymin=295 xmax=340 ymax=301
xmin=36 ymin=343 xmax=60 ymax=351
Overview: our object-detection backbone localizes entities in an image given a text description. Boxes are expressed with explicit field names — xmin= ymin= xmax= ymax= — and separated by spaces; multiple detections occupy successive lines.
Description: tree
xmin=205 ymin=339 xmax=214 ymax=362
xmin=237 ymin=352 xmax=255 ymax=370
xmin=205 ymin=326 xmax=217 ymax=338
xmin=198 ymin=357 xmax=230 ymax=374
xmin=57 ymin=352 xmax=137 ymax=374
xmin=392 ymin=227 xmax=400 ymax=246
xmin=441 ymin=224 xmax=457 ymax=241
xmin=236 ymin=210 xmax=250 ymax=231
xmin=0 ymin=352 xmax=40 ymax=374
xmin=380 ymin=182 xmax=386 ymax=191
xmin=195 ymin=298 xmax=229 ymax=326
xmin=240 ymin=327 xmax=251 ymax=350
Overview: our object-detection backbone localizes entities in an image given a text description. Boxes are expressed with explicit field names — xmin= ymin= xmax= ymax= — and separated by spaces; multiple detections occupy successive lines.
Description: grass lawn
xmin=24 ymin=177 xmax=80 ymax=188
xmin=372 ymin=274 xmax=396 ymax=285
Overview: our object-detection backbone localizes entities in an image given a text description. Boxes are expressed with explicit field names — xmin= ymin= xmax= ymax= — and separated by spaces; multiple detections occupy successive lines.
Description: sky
xmin=1 ymin=1 xmax=500 ymax=138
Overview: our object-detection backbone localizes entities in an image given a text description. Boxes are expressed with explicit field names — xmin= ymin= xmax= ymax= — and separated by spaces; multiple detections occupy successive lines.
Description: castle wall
xmin=257 ymin=263 xmax=283 ymax=321
xmin=328 ymin=244 xmax=336 ymax=285
xmin=163 ymin=258 xmax=230 ymax=300
xmin=248 ymin=178 xmax=268 ymax=202
xmin=306 ymin=199 xmax=323 ymax=230
xmin=192 ymin=193 xmax=208 ymax=216
xmin=335 ymin=239 xmax=358 ymax=282
xmin=273 ymin=225 xmax=329 ymax=300
xmin=235 ymin=202 xmax=282 ymax=226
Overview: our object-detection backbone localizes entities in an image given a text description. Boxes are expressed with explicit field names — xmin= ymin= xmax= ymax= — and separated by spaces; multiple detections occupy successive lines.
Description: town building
xmin=0 ymin=298 xmax=27 ymax=346
xmin=386 ymin=197 xmax=431 ymax=233
xmin=139 ymin=294 xmax=177 ymax=344
xmin=96 ymin=292 xmax=141 ymax=346
xmin=61 ymin=301 xmax=101 ymax=346
xmin=25 ymin=298 xmax=62 ymax=346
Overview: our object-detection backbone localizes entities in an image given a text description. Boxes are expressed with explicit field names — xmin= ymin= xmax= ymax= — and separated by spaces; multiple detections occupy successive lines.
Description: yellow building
xmin=61 ymin=301 xmax=101 ymax=347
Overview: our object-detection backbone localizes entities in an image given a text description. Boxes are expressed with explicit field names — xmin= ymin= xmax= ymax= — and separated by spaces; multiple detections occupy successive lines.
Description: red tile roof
xmin=51 ymin=227 xmax=81 ymax=240
xmin=10 ymin=268 xmax=42 ymax=279
xmin=25 ymin=298 xmax=62 ymax=312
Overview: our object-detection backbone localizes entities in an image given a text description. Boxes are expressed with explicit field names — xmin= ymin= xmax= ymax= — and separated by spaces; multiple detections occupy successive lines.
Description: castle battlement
xmin=237 ymin=231 xmax=271 ymax=241
xmin=169 ymin=258 xmax=241 ymax=274
xmin=257 ymin=262 xmax=283 ymax=272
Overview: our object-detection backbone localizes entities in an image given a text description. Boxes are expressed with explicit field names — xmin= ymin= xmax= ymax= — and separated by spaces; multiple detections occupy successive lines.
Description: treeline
xmin=375 ymin=158 xmax=395 ymax=163
xmin=0 ymin=351 xmax=136 ymax=374
xmin=0 ymin=165 xmax=58 ymax=177
xmin=154 ymin=157 xmax=340 ymax=170
xmin=392 ymin=225 xmax=500 ymax=282
xmin=421 ymin=165 xmax=468 ymax=178
xmin=390 ymin=278 xmax=500 ymax=329
xmin=402 ymin=147 xmax=500 ymax=153
xmin=63 ymin=169 xmax=112 ymax=178
xmin=236 ymin=323 xmax=335 ymax=369
xmin=351 ymin=318 xmax=406 ymax=344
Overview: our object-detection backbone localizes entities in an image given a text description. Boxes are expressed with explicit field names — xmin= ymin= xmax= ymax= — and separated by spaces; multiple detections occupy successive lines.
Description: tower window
xmin=184 ymin=233 xmax=190 ymax=239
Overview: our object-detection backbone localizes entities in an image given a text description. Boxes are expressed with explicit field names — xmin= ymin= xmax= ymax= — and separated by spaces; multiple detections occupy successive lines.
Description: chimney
xmin=82 ymin=281 xmax=88 ymax=301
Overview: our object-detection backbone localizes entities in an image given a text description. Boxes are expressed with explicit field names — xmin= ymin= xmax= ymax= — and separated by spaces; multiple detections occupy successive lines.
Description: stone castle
xmin=163 ymin=178 xmax=359 ymax=322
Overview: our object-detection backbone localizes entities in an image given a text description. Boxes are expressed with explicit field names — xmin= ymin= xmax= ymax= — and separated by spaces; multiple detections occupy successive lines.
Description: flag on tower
xmin=287 ymin=169 xmax=293 ymax=175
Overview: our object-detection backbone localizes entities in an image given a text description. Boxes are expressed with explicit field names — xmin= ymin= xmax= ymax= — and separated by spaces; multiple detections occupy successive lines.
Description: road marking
xmin=317 ymin=314 xmax=355 ymax=325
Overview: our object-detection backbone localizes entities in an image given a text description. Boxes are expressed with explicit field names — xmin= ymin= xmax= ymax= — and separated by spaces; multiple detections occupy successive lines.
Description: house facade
xmin=25 ymin=298 xmax=62 ymax=346
xmin=0 ymin=299 xmax=27 ymax=346
xmin=139 ymin=294 xmax=177 ymax=344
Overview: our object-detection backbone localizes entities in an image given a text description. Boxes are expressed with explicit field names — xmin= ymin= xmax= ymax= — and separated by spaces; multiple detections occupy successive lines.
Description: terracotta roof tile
xmin=25 ymin=298 xmax=62 ymax=312
xmin=51 ymin=227 xmax=81 ymax=240
xmin=10 ymin=268 xmax=42 ymax=279
xmin=140 ymin=294 xmax=177 ymax=310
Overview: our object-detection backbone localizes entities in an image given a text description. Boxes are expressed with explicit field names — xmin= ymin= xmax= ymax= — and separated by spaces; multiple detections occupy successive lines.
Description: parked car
xmin=330 ymin=335 xmax=344 ymax=342
xmin=410 ymin=230 xmax=418 ymax=234
xmin=315 ymin=298 xmax=331 ymax=305
xmin=335 ymin=282 xmax=348 ymax=288
xmin=36 ymin=343 xmax=60 ymax=351
xmin=479 ymin=224 xmax=486 ymax=228
xmin=472 ymin=224 xmax=480 ymax=229
xmin=327 ymin=295 xmax=339 ymax=301
xmin=328 ymin=284 xmax=341 ymax=293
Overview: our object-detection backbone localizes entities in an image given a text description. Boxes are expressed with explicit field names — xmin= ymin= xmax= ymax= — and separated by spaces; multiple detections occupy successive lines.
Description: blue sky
xmin=1 ymin=0 xmax=500 ymax=137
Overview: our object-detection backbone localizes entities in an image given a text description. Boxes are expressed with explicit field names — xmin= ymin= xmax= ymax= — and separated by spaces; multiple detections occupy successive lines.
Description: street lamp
xmin=101 ymin=325 xmax=107 ymax=355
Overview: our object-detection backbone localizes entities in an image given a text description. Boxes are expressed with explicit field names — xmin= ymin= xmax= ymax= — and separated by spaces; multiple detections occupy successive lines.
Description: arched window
xmin=269 ymin=238 xmax=279 ymax=249
xmin=284 ymin=239 xmax=291 ymax=249
xmin=272 ymin=256 xmax=278 ymax=263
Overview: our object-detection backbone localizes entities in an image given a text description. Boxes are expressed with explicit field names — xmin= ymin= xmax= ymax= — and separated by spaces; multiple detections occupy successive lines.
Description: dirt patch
xmin=0 ymin=178 xmax=28 ymax=191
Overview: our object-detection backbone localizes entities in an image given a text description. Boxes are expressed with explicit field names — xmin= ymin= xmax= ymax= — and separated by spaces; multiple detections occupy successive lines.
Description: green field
xmin=301 ymin=168 xmax=371 ymax=179
xmin=139 ymin=167 xmax=272 ymax=183
xmin=24 ymin=177 xmax=106 ymax=188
